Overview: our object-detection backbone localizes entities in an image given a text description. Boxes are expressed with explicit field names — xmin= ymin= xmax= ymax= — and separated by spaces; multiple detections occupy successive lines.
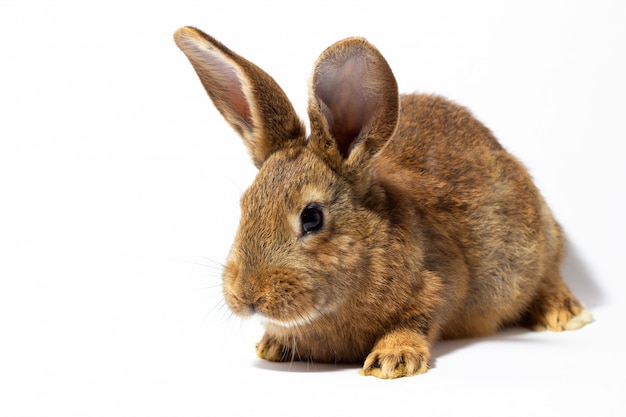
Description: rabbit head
xmin=174 ymin=27 xmax=402 ymax=328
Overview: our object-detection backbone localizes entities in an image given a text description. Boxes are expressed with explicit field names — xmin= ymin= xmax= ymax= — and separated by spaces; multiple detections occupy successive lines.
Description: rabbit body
xmin=174 ymin=27 xmax=592 ymax=378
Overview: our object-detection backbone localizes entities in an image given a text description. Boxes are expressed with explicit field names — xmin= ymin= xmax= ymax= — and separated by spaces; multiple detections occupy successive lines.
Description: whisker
xmin=183 ymin=257 xmax=226 ymax=274
xmin=288 ymin=333 xmax=300 ymax=368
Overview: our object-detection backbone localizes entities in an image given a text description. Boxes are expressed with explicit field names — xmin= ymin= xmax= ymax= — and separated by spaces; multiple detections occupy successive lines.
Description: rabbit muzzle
xmin=222 ymin=263 xmax=325 ymax=327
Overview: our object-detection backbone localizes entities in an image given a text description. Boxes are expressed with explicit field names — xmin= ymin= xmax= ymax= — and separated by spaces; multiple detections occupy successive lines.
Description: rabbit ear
xmin=174 ymin=27 xmax=306 ymax=168
xmin=308 ymin=37 xmax=399 ymax=171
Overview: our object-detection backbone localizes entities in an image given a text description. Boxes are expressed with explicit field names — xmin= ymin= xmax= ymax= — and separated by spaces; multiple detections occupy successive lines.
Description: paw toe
xmin=562 ymin=308 xmax=594 ymax=330
xmin=361 ymin=349 xmax=429 ymax=379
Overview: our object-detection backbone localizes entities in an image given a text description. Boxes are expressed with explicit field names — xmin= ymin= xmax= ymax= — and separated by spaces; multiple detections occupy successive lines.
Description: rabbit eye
xmin=300 ymin=203 xmax=324 ymax=235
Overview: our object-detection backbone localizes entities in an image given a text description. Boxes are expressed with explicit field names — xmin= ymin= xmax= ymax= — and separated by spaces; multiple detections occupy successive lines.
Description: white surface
xmin=1 ymin=1 xmax=624 ymax=416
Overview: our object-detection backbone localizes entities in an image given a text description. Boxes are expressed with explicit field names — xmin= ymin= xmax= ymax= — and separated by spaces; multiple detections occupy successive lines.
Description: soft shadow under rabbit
xmin=174 ymin=27 xmax=593 ymax=379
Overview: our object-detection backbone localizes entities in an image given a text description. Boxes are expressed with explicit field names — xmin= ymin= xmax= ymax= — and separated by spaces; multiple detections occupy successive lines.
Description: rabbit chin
xmin=260 ymin=311 xmax=321 ymax=329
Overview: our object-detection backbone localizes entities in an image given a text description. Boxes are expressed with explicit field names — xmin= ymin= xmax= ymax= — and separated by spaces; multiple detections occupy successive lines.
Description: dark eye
xmin=300 ymin=203 xmax=324 ymax=235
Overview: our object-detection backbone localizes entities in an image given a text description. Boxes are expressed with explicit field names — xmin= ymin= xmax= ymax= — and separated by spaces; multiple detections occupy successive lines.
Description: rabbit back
xmin=376 ymin=93 xmax=568 ymax=337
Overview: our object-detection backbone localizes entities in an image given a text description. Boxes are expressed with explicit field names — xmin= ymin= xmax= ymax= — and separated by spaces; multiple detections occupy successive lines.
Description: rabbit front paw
xmin=361 ymin=329 xmax=430 ymax=379
xmin=256 ymin=333 xmax=292 ymax=362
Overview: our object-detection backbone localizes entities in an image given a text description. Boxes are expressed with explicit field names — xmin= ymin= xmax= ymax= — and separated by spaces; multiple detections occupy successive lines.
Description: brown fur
xmin=174 ymin=27 xmax=593 ymax=379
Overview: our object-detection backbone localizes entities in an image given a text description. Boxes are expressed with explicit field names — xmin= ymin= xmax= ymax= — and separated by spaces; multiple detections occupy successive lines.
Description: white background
xmin=1 ymin=1 xmax=624 ymax=416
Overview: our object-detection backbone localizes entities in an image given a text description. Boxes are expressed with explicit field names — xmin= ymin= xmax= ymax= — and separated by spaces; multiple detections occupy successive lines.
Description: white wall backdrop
xmin=1 ymin=1 xmax=624 ymax=416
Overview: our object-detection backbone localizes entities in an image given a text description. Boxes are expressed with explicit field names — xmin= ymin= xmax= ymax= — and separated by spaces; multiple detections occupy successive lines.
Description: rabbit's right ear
xmin=307 ymin=37 xmax=399 ymax=175
xmin=174 ymin=27 xmax=306 ymax=168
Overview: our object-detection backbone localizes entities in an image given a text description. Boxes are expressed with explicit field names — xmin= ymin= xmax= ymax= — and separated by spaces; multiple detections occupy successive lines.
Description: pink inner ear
xmin=315 ymin=54 xmax=375 ymax=157
xmin=202 ymin=50 xmax=253 ymax=128
xmin=176 ymin=31 xmax=254 ymax=130
xmin=226 ymin=85 xmax=253 ymax=130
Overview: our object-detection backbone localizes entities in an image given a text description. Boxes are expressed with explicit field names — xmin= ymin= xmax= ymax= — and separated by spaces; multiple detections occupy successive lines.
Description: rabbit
xmin=173 ymin=26 xmax=593 ymax=379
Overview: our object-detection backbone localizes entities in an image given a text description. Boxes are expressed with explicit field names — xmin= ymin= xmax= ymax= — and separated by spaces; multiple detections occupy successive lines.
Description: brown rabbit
xmin=174 ymin=27 xmax=593 ymax=378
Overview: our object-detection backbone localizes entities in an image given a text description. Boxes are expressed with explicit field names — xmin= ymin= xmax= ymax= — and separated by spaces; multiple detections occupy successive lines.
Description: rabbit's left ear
xmin=308 ymin=37 xmax=399 ymax=171
xmin=174 ymin=27 xmax=306 ymax=168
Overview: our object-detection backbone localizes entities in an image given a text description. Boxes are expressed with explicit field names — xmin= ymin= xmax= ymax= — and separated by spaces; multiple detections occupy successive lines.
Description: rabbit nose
xmin=242 ymin=302 xmax=257 ymax=316
xmin=241 ymin=295 xmax=264 ymax=316
xmin=225 ymin=291 xmax=257 ymax=317
xmin=225 ymin=278 xmax=266 ymax=317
